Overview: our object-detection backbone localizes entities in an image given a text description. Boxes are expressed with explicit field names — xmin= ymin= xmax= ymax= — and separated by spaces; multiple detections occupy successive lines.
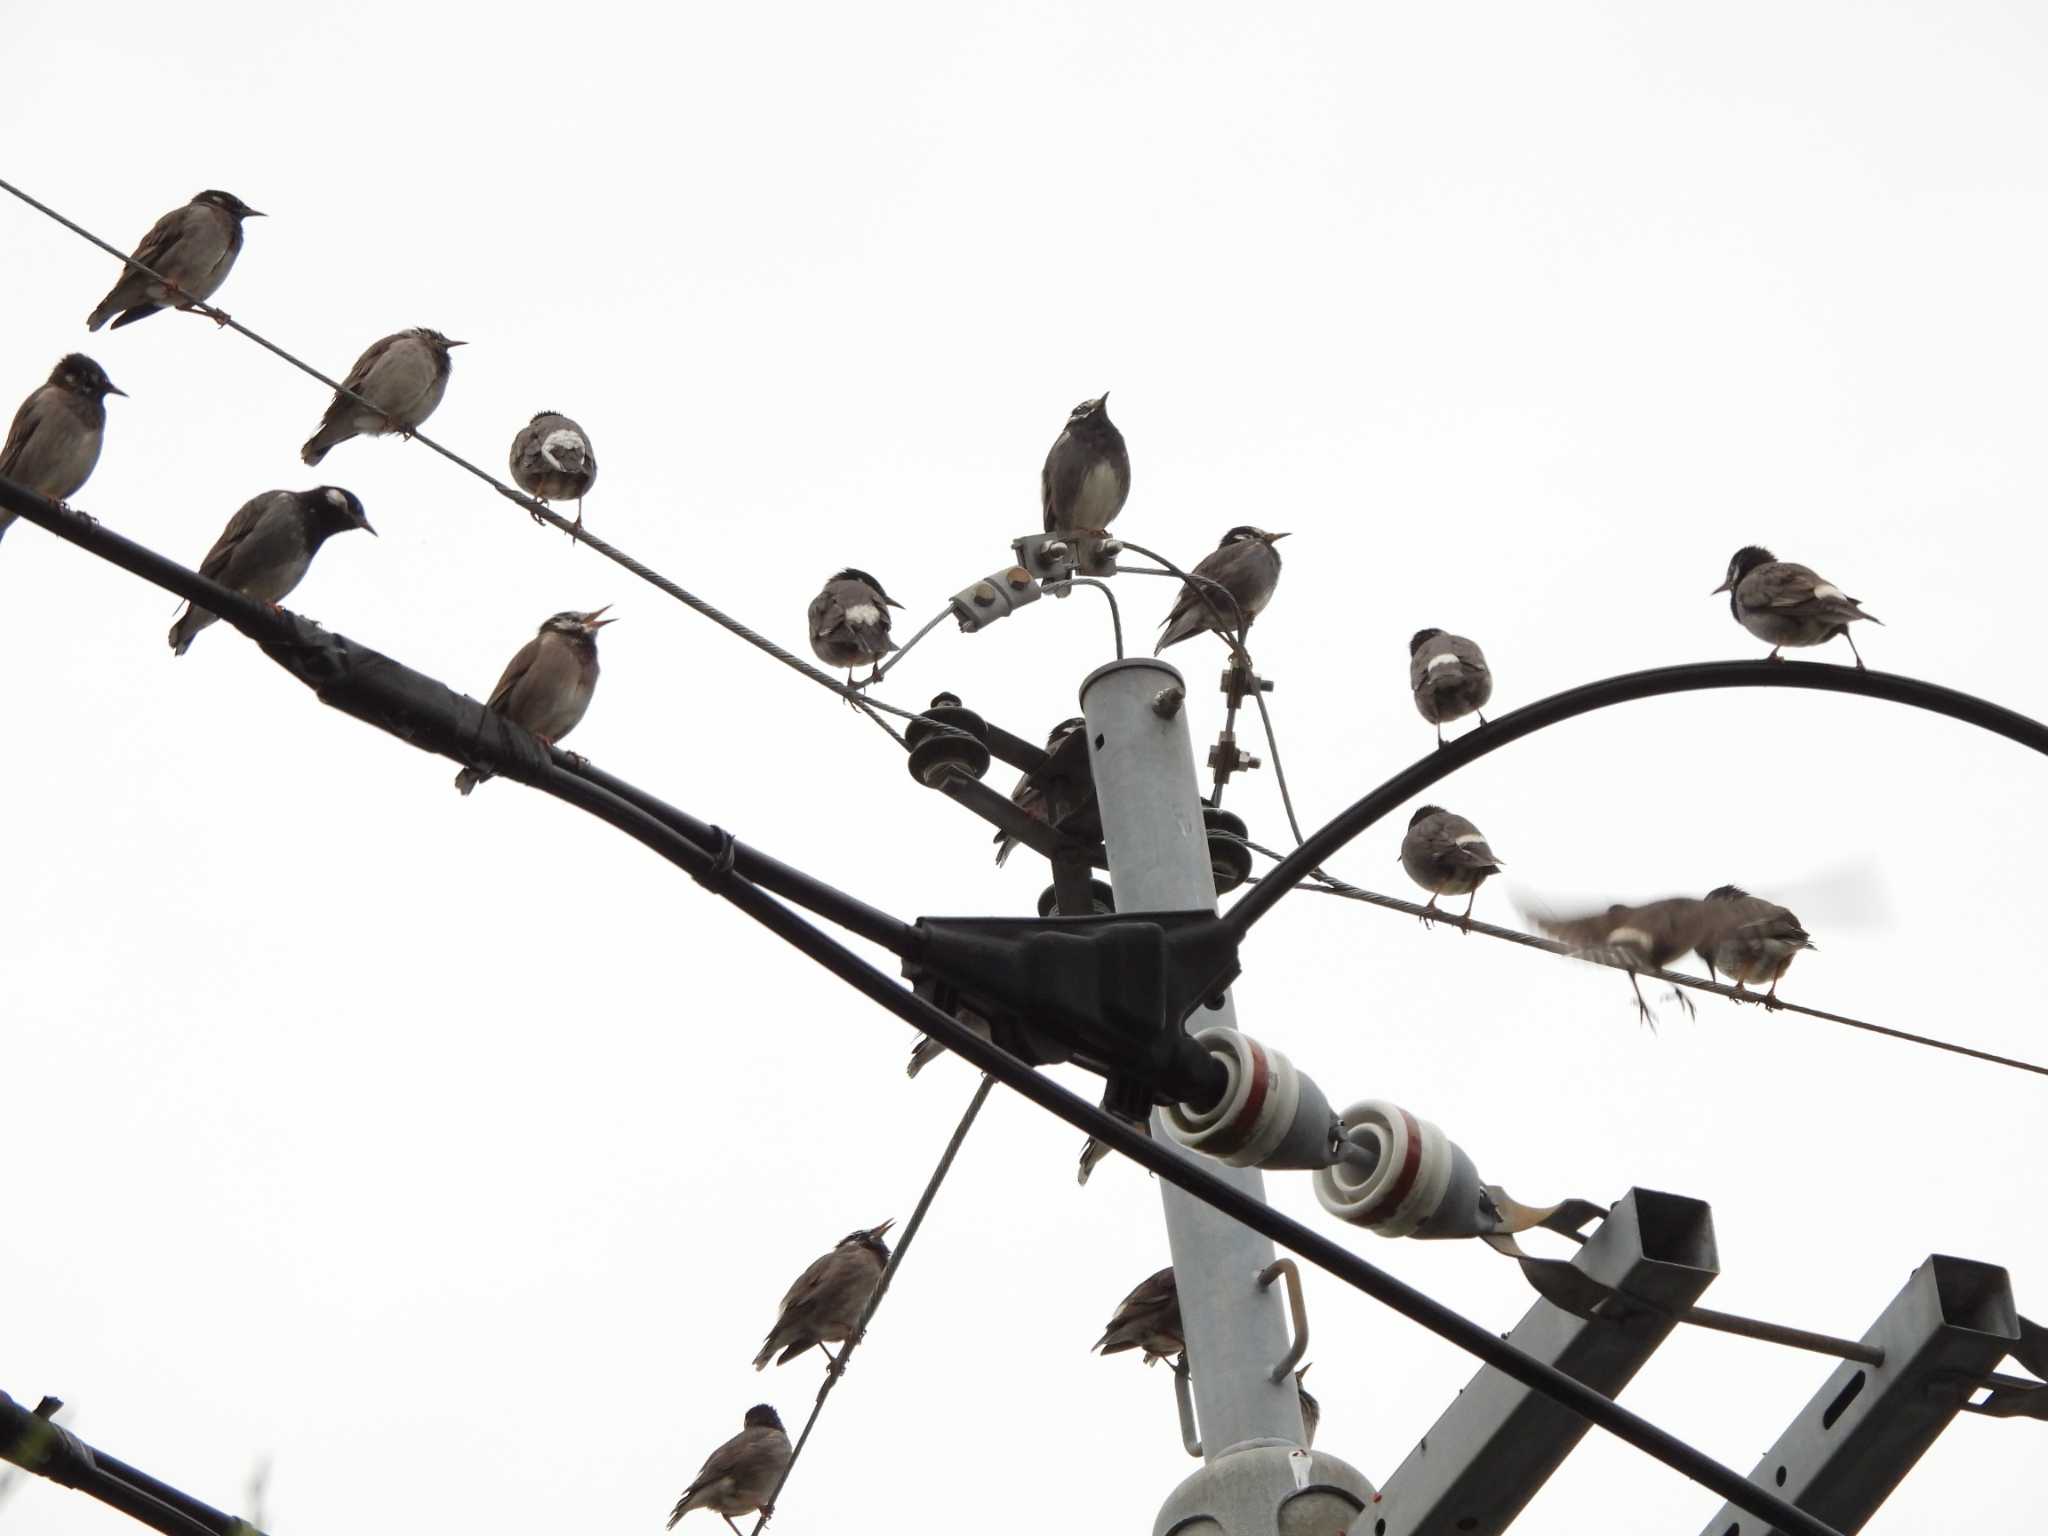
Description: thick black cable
xmin=1231 ymin=659 xmax=2048 ymax=941
xmin=749 ymin=1072 xmax=994 ymax=1534
xmin=4 ymin=479 xmax=1847 ymax=1536
xmin=0 ymin=1394 xmax=262 ymax=1536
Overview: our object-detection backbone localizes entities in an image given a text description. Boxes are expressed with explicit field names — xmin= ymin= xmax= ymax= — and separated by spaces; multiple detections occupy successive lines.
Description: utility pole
xmin=1079 ymin=657 xmax=1373 ymax=1535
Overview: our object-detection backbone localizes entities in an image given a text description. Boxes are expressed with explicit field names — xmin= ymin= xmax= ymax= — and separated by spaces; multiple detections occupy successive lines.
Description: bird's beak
xmin=580 ymin=605 xmax=615 ymax=629
xmin=1710 ymin=578 xmax=1731 ymax=594
xmin=1266 ymin=531 xmax=1291 ymax=542
xmin=884 ymin=596 xmax=904 ymax=608
xmin=244 ymin=208 xmax=267 ymax=218
xmin=105 ymin=383 xmax=127 ymax=398
xmin=445 ymin=339 xmax=468 ymax=348
xmin=870 ymin=1218 xmax=896 ymax=1237
xmin=359 ymin=514 xmax=378 ymax=537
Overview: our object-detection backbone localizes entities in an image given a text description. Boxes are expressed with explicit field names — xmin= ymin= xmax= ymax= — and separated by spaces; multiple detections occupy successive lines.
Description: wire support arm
xmin=0 ymin=1393 xmax=262 ymax=1536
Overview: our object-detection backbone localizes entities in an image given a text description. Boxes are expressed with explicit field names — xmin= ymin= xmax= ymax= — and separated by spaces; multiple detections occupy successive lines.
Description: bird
xmin=1713 ymin=546 xmax=1881 ymax=669
xmin=1154 ymin=527 xmax=1289 ymax=653
xmin=666 ymin=1405 xmax=791 ymax=1535
xmin=0 ymin=355 xmax=124 ymax=548
xmin=994 ymin=716 xmax=1099 ymax=866
xmin=301 ymin=328 xmax=464 ymax=466
xmin=807 ymin=569 xmax=901 ymax=686
xmin=1409 ymin=628 xmax=1492 ymax=746
xmin=454 ymin=608 xmax=613 ymax=794
xmin=1531 ymin=894 xmax=1808 ymax=1027
xmin=1093 ymin=1267 xmax=1185 ymax=1366
xmin=906 ymin=1001 xmax=991 ymax=1079
xmin=169 ymin=487 xmax=376 ymax=655
xmin=1399 ymin=806 xmax=1503 ymax=925
xmin=752 ymin=1220 xmax=894 ymax=1372
xmin=1041 ymin=393 xmax=1129 ymax=536
xmin=509 ymin=411 xmax=597 ymax=531
xmin=86 ymin=190 xmax=263 ymax=331
xmin=1295 ymin=1364 xmax=1320 ymax=1447
xmin=1692 ymin=885 xmax=1815 ymax=1007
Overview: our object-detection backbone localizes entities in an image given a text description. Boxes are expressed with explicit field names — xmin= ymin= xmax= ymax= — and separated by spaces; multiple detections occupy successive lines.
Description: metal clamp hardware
xmin=1259 ymin=1258 xmax=1309 ymax=1384
xmin=1172 ymin=1357 xmax=1203 ymax=1459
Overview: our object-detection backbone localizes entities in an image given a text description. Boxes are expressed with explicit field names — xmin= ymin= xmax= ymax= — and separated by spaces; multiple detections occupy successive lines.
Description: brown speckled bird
xmin=1094 ymin=1267 xmax=1185 ymax=1366
xmin=666 ymin=1405 xmax=790 ymax=1534
xmin=753 ymin=1221 xmax=893 ymax=1371
xmin=302 ymin=328 xmax=463 ymax=466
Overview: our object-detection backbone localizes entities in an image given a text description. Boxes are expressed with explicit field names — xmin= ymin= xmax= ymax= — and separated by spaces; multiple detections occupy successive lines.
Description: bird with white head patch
xmin=1713 ymin=545 xmax=1881 ymax=669
xmin=807 ymin=568 xmax=902 ymax=687
xmin=1408 ymin=628 xmax=1492 ymax=746
xmin=1042 ymin=392 xmax=1129 ymax=536
xmin=509 ymin=410 xmax=598 ymax=533
xmin=169 ymin=486 xmax=376 ymax=655
xmin=1399 ymin=805 xmax=1504 ymax=925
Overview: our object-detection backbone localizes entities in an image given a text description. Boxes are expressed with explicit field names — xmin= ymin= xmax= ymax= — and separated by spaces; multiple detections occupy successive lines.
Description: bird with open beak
xmin=453 ymin=608 xmax=614 ymax=794
xmin=752 ymin=1220 xmax=894 ymax=1372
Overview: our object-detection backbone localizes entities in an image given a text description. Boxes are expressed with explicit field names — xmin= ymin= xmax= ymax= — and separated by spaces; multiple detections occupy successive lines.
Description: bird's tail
xmin=108 ymin=306 xmax=160 ymax=331
xmin=906 ymin=1035 xmax=944 ymax=1078
xmin=300 ymin=416 xmax=347 ymax=467
xmin=84 ymin=294 xmax=122 ymax=332
xmin=0 ymin=514 xmax=11 ymax=546
xmin=168 ymin=604 xmax=214 ymax=657
xmin=454 ymin=766 xmax=486 ymax=795
xmin=751 ymin=1336 xmax=778 ymax=1370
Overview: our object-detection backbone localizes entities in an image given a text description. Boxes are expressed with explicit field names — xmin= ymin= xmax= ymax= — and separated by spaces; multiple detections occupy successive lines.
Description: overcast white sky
xmin=4 ymin=3 xmax=2047 ymax=1533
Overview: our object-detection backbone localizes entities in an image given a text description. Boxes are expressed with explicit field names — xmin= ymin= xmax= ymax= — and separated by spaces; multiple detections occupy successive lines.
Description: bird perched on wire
xmin=1399 ymin=806 xmax=1503 ymax=925
xmin=1094 ymin=1267 xmax=1185 ymax=1366
xmin=752 ymin=1220 xmax=894 ymax=1372
xmin=1713 ymin=546 xmax=1881 ymax=669
xmin=86 ymin=190 xmax=264 ymax=331
xmin=1692 ymin=885 xmax=1815 ymax=1007
xmin=1042 ymin=393 xmax=1129 ymax=536
xmin=1154 ymin=527 xmax=1289 ymax=654
xmin=509 ymin=411 xmax=597 ymax=531
xmin=807 ymin=568 xmax=901 ymax=687
xmin=1409 ymin=628 xmax=1492 ymax=746
xmin=0 ymin=355 xmax=124 ymax=549
xmin=1295 ymin=1364 xmax=1320 ymax=1447
xmin=994 ymin=716 xmax=1099 ymax=866
xmin=666 ymin=1405 xmax=791 ymax=1535
xmin=1531 ymin=894 xmax=1810 ymax=1027
xmin=301 ymin=328 xmax=464 ymax=466
xmin=169 ymin=487 xmax=375 ymax=655
xmin=454 ymin=608 xmax=613 ymax=794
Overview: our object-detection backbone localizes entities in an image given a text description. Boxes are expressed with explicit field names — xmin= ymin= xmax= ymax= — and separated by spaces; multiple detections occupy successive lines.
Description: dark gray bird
xmin=86 ymin=190 xmax=263 ymax=331
xmin=454 ymin=608 xmax=613 ymax=794
xmin=0 ymin=355 xmax=124 ymax=547
xmin=301 ymin=328 xmax=464 ymax=466
xmin=1041 ymin=393 xmax=1129 ymax=536
xmin=1409 ymin=628 xmax=1492 ymax=746
xmin=1154 ymin=527 xmax=1289 ymax=653
xmin=509 ymin=411 xmax=597 ymax=529
xmin=1713 ymin=546 xmax=1881 ymax=669
xmin=666 ymin=1405 xmax=791 ymax=1535
xmin=1692 ymin=885 xmax=1815 ymax=1007
xmin=169 ymin=487 xmax=375 ymax=655
xmin=1295 ymin=1364 xmax=1320 ymax=1447
xmin=752 ymin=1220 xmax=894 ymax=1371
xmin=1533 ymin=894 xmax=1803 ymax=1026
xmin=807 ymin=568 xmax=901 ymax=686
xmin=1094 ymin=1267 xmax=1185 ymax=1366
xmin=1399 ymin=806 xmax=1503 ymax=924
xmin=994 ymin=716 xmax=1099 ymax=866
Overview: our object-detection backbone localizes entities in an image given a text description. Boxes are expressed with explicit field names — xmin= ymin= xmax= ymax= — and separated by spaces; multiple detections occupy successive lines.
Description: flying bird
xmin=509 ymin=411 xmax=597 ymax=530
xmin=1094 ymin=1267 xmax=1185 ymax=1366
xmin=454 ymin=608 xmax=613 ymax=794
xmin=666 ymin=1405 xmax=791 ymax=1535
xmin=1042 ymin=393 xmax=1129 ymax=536
xmin=807 ymin=568 xmax=901 ymax=686
xmin=752 ymin=1221 xmax=894 ymax=1371
xmin=86 ymin=190 xmax=263 ymax=331
xmin=1154 ymin=527 xmax=1289 ymax=653
xmin=0 ymin=355 xmax=124 ymax=548
xmin=1409 ymin=628 xmax=1491 ymax=746
xmin=170 ymin=487 xmax=375 ymax=655
xmin=1692 ymin=885 xmax=1815 ymax=1007
xmin=1399 ymin=806 xmax=1503 ymax=924
xmin=301 ymin=328 xmax=464 ymax=466
xmin=1713 ymin=546 xmax=1881 ymax=669
xmin=1532 ymin=894 xmax=1813 ymax=1026
xmin=994 ymin=716 xmax=1099 ymax=866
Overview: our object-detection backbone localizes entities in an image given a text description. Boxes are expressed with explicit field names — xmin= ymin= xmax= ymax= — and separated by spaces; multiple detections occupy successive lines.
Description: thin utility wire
xmin=750 ymin=1073 xmax=995 ymax=1535
xmin=1228 ymin=834 xmax=2048 ymax=1078
xmin=870 ymin=605 xmax=956 ymax=684
xmin=0 ymin=175 xmax=957 ymax=751
xmin=1066 ymin=577 xmax=1124 ymax=658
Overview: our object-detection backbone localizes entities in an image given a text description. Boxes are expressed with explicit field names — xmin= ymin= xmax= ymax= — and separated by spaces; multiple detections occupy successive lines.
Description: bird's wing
xmin=807 ymin=588 xmax=842 ymax=641
xmin=1706 ymin=895 xmax=1811 ymax=948
xmin=0 ymin=389 xmax=52 ymax=476
xmin=483 ymin=636 xmax=542 ymax=713
xmin=773 ymin=1247 xmax=848 ymax=1320
xmin=687 ymin=1426 xmax=778 ymax=1497
xmin=1448 ymin=635 xmax=1490 ymax=674
xmin=194 ymin=493 xmax=280 ymax=583
xmin=126 ymin=205 xmax=195 ymax=276
xmin=1408 ymin=637 xmax=1452 ymax=690
xmin=1041 ymin=431 xmax=1070 ymax=532
xmin=1749 ymin=562 xmax=1831 ymax=608
xmin=338 ymin=335 xmax=397 ymax=395
xmin=1432 ymin=817 xmax=1500 ymax=867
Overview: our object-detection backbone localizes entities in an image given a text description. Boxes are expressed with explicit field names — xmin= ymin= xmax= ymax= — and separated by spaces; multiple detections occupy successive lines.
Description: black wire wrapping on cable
xmin=0 ymin=1394 xmax=263 ymax=1536
xmin=0 ymin=478 xmax=1847 ymax=1536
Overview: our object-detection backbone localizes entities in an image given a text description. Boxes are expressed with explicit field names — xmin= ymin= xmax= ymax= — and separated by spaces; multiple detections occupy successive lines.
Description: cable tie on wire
xmin=697 ymin=826 xmax=740 ymax=886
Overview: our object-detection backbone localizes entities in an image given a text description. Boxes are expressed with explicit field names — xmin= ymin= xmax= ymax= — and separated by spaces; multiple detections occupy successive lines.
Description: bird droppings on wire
xmin=1399 ymin=806 xmax=1504 ymax=926
xmin=85 ymin=189 xmax=262 ymax=332
xmin=0 ymin=355 xmax=123 ymax=548
xmin=1715 ymin=545 xmax=1882 ymax=670
xmin=1408 ymin=627 xmax=1492 ymax=747
xmin=1041 ymin=392 xmax=1129 ymax=537
xmin=301 ymin=327 xmax=463 ymax=466
xmin=806 ymin=568 xmax=903 ymax=689
xmin=453 ymin=608 xmax=613 ymax=795
xmin=170 ymin=487 xmax=375 ymax=655
xmin=752 ymin=1221 xmax=894 ymax=1372
xmin=1154 ymin=526 xmax=1288 ymax=654
xmin=667 ymin=1404 xmax=791 ymax=1534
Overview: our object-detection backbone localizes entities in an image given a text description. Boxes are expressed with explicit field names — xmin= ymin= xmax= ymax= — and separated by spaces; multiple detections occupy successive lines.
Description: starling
xmin=1399 ymin=806 xmax=1503 ymax=924
xmin=454 ymin=608 xmax=612 ymax=794
xmin=86 ymin=190 xmax=263 ymax=331
xmin=1409 ymin=628 xmax=1492 ymax=746
xmin=752 ymin=1221 xmax=894 ymax=1371
xmin=169 ymin=487 xmax=375 ymax=655
xmin=666 ymin=1405 xmax=791 ymax=1534
xmin=1094 ymin=1266 xmax=1185 ymax=1366
xmin=1532 ymin=894 xmax=1805 ymax=1026
xmin=1692 ymin=885 xmax=1815 ymax=1007
xmin=0 ymin=355 xmax=124 ymax=547
xmin=1295 ymin=1363 xmax=1320 ymax=1447
xmin=993 ymin=716 xmax=1098 ymax=866
xmin=906 ymin=1001 xmax=991 ymax=1079
xmin=1713 ymin=546 xmax=1881 ymax=669
xmin=1154 ymin=527 xmax=1289 ymax=653
xmin=807 ymin=568 xmax=901 ymax=686
xmin=508 ymin=410 xmax=597 ymax=529
xmin=1041 ymin=393 xmax=1130 ymax=536
xmin=301 ymin=328 xmax=464 ymax=466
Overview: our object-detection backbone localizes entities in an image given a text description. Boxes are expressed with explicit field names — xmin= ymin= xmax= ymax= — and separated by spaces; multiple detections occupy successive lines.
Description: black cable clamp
xmin=697 ymin=826 xmax=740 ymax=887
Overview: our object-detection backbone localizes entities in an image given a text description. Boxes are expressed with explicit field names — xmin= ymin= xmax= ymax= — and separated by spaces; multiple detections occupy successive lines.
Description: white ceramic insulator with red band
xmin=1314 ymin=1099 xmax=1463 ymax=1238
xmin=1162 ymin=1027 xmax=1301 ymax=1168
